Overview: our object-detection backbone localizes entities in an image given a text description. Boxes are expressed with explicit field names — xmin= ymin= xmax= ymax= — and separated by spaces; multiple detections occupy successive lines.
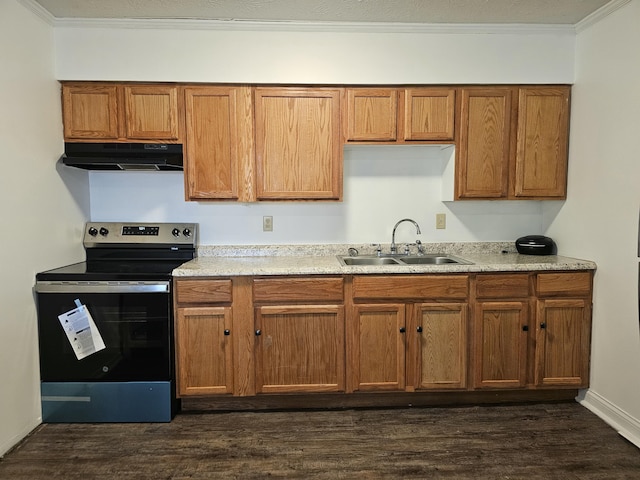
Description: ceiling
xmin=31 ymin=0 xmax=614 ymax=25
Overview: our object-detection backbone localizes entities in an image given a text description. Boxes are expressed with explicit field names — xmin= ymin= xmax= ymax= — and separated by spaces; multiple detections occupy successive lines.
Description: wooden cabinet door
xmin=184 ymin=85 xmax=254 ymax=201
xmin=254 ymin=87 xmax=343 ymax=200
xmin=62 ymin=83 xmax=119 ymax=140
xmin=348 ymin=304 xmax=406 ymax=392
xmin=175 ymin=306 xmax=233 ymax=396
xmin=457 ymin=88 xmax=513 ymax=199
xmin=255 ymin=305 xmax=345 ymax=393
xmin=411 ymin=303 xmax=468 ymax=390
xmin=402 ymin=88 xmax=455 ymax=141
xmin=535 ymin=299 xmax=591 ymax=387
xmin=345 ymin=88 xmax=398 ymax=141
xmin=514 ymin=86 xmax=570 ymax=198
xmin=474 ymin=301 xmax=529 ymax=389
xmin=123 ymin=85 xmax=181 ymax=141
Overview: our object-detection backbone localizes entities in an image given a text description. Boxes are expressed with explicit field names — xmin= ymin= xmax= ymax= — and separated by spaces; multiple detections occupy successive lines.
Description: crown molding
xmin=17 ymin=0 xmax=55 ymax=25
xmin=575 ymin=0 xmax=631 ymax=32
xmin=22 ymin=0 xmax=629 ymax=36
xmin=51 ymin=17 xmax=576 ymax=36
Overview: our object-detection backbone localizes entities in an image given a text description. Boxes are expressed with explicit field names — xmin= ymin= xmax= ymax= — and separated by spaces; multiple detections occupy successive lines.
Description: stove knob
xmin=88 ymin=227 xmax=98 ymax=236
xmin=99 ymin=227 xmax=109 ymax=236
xmin=183 ymin=228 xmax=192 ymax=237
xmin=172 ymin=228 xmax=181 ymax=237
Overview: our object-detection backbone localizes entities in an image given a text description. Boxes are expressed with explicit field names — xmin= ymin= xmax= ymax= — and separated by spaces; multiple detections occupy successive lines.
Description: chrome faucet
xmin=391 ymin=218 xmax=421 ymax=254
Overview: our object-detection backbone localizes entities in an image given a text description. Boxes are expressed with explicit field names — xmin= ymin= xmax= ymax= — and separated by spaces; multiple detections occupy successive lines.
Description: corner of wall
xmin=578 ymin=389 xmax=640 ymax=449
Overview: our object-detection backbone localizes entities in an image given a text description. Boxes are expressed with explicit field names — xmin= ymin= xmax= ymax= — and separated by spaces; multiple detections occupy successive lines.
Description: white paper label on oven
xmin=58 ymin=300 xmax=106 ymax=360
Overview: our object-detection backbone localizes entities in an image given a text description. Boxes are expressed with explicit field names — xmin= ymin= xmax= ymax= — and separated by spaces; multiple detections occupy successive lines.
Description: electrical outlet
xmin=263 ymin=216 xmax=273 ymax=232
xmin=436 ymin=213 xmax=446 ymax=230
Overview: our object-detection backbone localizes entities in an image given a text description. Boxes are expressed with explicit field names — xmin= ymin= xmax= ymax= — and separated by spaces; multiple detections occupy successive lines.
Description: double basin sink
xmin=337 ymin=253 xmax=472 ymax=266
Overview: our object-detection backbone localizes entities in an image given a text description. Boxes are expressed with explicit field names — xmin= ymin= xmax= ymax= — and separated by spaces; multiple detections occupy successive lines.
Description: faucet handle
xmin=403 ymin=243 xmax=416 ymax=255
xmin=370 ymin=243 xmax=382 ymax=256
xmin=415 ymin=239 xmax=425 ymax=255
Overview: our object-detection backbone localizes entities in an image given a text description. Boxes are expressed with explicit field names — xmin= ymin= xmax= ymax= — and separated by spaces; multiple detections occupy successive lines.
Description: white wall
xmin=89 ymin=146 xmax=551 ymax=245
xmin=0 ymin=1 xmax=89 ymax=456
xmin=545 ymin=0 xmax=640 ymax=445
xmin=55 ymin=23 xmax=576 ymax=245
xmin=54 ymin=24 xmax=575 ymax=84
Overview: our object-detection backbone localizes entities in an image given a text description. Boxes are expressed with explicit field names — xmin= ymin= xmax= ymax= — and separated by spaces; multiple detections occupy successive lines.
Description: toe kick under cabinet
xmin=173 ymin=271 xmax=592 ymax=405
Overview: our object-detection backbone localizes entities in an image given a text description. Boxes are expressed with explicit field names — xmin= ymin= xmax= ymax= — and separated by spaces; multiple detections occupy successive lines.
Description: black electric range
xmin=35 ymin=222 xmax=197 ymax=423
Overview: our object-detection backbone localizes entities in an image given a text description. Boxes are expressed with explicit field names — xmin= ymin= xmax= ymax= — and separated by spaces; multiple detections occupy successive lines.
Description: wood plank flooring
xmin=1 ymin=402 xmax=639 ymax=479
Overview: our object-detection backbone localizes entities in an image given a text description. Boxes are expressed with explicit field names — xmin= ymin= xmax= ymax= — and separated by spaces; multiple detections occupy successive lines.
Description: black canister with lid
xmin=515 ymin=235 xmax=557 ymax=255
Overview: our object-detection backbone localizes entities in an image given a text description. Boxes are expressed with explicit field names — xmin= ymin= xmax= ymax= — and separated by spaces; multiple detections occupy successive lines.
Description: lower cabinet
xmin=254 ymin=304 xmax=345 ymax=393
xmin=473 ymin=300 xmax=529 ymax=388
xmin=174 ymin=279 xmax=234 ymax=396
xmin=174 ymin=271 xmax=592 ymax=402
xmin=350 ymin=304 xmax=406 ymax=391
xmin=175 ymin=306 xmax=234 ymax=396
xmin=412 ymin=302 xmax=468 ymax=390
xmin=472 ymin=272 xmax=592 ymax=390
xmin=347 ymin=275 xmax=469 ymax=393
xmin=534 ymin=273 xmax=592 ymax=388
xmin=252 ymin=277 xmax=346 ymax=394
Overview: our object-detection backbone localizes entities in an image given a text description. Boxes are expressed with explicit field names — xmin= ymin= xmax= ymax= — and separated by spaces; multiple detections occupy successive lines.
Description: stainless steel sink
xmin=340 ymin=256 xmax=402 ymax=266
xmin=337 ymin=254 xmax=472 ymax=266
xmin=398 ymin=255 xmax=463 ymax=265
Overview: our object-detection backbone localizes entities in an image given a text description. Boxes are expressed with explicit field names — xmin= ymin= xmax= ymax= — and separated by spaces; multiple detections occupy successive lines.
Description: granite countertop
xmin=172 ymin=242 xmax=597 ymax=277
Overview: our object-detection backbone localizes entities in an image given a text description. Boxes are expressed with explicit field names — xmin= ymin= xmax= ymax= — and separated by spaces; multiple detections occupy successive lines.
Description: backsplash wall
xmin=89 ymin=145 xmax=554 ymax=246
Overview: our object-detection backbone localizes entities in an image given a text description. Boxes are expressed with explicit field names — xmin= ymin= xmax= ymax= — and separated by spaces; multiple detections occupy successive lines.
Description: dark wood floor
xmin=1 ymin=401 xmax=639 ymax=479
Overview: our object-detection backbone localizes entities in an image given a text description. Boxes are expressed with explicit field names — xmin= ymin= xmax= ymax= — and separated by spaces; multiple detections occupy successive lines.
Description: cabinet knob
xmin=399 ymin=327 xmax=406 ymax=333
xmin=224 ymin=329 xmax=230 ymax=336
xmin=522 ymin=325 xmax=529 ymax=332
xmin=255 ymin=329 xmax=262 ymax=336
xmin=540 ymin=322 xmax=547 ymax=329
xmin=417 ymin=326 xmax=423 ymax=333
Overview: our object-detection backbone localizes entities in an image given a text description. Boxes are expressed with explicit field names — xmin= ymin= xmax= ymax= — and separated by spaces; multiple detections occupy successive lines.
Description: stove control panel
xmin=83 ymin=222 xmax=198 ymax=246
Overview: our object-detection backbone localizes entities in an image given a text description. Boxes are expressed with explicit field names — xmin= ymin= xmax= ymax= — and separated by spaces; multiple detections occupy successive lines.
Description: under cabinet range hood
xmin=61 ymin=143 xmax=183 ymax=171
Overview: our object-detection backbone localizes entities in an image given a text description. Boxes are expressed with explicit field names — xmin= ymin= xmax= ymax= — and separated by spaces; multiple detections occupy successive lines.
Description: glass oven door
xmin=35 ymin=282 xmax=172 ymax=382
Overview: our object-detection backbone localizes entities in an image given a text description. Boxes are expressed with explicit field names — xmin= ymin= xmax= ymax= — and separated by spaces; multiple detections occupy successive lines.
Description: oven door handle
xmin=34 ymin=281 xmax=170 ymax=294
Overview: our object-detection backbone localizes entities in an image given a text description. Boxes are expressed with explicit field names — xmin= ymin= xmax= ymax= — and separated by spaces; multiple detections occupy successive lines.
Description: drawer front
xmin=352 ymin=275 xmax=468 ymax=301
xmin=253 ymin=277 xmax=344 ymax=303
xmin=175 ymin=279 xmax=232 ymax=304
xmin=476 ymin=274 xmax=530 ymax=299
xmin=536 ymin=272 xmax=592 ymax=297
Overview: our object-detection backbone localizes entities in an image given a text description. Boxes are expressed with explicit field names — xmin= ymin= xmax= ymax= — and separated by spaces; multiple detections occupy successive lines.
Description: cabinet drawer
xmin=352 ymin=275 xmax=468 ymax=301
xmin=536 ymin=272 xmax=592 ymax=297
xmin=476 ymin=274 xmax=529 ymax=299
xmin=175 ymin=279 xmax=232 ymax=304
xmin=253 ymin=277 xmax=344 ymax=303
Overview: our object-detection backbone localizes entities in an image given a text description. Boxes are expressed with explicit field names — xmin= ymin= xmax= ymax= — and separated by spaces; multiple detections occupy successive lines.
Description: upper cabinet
xmin=345 ymin=88 xmax=398 ymax=142
xmin=457 ymin=87 xmax=513 ymax=199
xmin=60 ymin=81 xmax=571 ymax=203
xmin=403 ymin=88 xmax=456 ymax=141
xmin=61 ymin=82 xmax=182 ymax=142
xmin=62 ymin=83 xmax=119 ymax=140
xmin=254 ymin=87 xmax=343 ymax=200
xmin=183 ymin=85 xmax=254 ymax=202
xmin=122 ymin=85 xmax=181 ymax=140
xmin=345 ymin=87 xmax=456 ymax=144
xmin=514 ymin=87 xmax=570 ymax=198
xmin=456 ymin=85 xmax=570 ymax=200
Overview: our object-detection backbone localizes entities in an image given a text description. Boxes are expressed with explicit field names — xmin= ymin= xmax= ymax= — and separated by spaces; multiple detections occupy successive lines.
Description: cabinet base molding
xmin=181 ymin=389 xmax=578 ymax=412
